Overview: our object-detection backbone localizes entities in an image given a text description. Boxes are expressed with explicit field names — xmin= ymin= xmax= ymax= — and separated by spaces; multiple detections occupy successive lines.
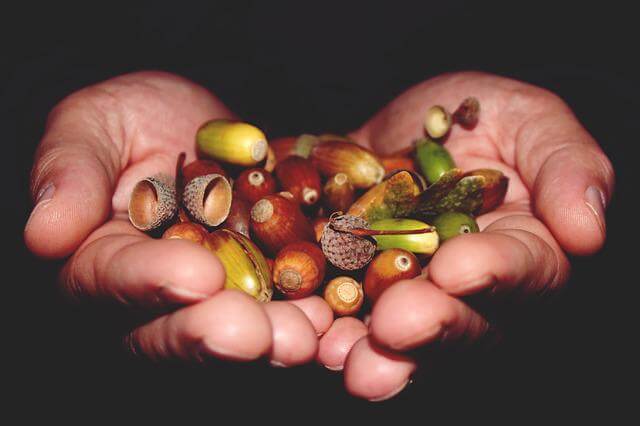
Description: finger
xmin=286 ymin=296 xmax=334 ymax=336
xmin=129 ymin=290 xmax=272 ymax=362
xmin=263 ymin=302 xmax=318 ymax=367
xmin=427 ymin=214 xmax=571 ymax=299
xmin=61 ymin=220 xmax=225 ymax=308
xmin=513 ymin=97 xmax=614 ymax=255
xmin=317 ymin=317 xmax=368 ymax=371
xmin=370 ymin=280 xmax=489 ymax=352
xmin=344 ymin=336 xmax=416 ymax=401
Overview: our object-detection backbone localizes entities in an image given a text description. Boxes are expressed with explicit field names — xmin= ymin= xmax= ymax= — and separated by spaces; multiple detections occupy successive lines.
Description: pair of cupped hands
xmin=24 ymin=71 xmax=614 ymax=401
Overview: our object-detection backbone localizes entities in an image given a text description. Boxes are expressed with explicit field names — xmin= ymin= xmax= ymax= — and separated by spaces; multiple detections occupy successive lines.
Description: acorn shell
xmin=364 ymin=249 xmax=421 ymax=303
xmin=196 ymin=119 xmax=268 ymax=166
xmin=250 ymin=194 xmax=315 ymax=255
xmin=128 ymin=175 xmax=177 ymax=231
xmin=205 ymin=229 xmax=273 ymax=302
xmin=275 ymin=156 xmax=322 ymax=206
xmin=273 ymin=241 xmax=326 ymax=299
xmin=183 ymin=173 xmax=232 ymax=227
xmin=310 ymin=141 xmax=385 ymax=189
xmin=320 ymin=214 xmax=376 ymax=271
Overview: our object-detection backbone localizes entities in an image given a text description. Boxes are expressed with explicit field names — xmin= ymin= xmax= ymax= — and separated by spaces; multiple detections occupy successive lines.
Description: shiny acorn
xmin=310 ymin=141 xmax=385 ymax=189
xmin=204 ymin=229 xmax=273 ymax=302
xmin=128 ymin=175 xmax=177 ymax=231
xmin=323 ymin=173 xmax=355 ymax=214
xmin=221 ymin=194 xmax=251 ymax=237
xmin=275 ymin=156 xmax=322 ymax=206
xmin=162 ymin=222 xmax=208 ymax=244
xmin=273 ymin=241 xmax=326 ymax=299
xmin=464 ymin=168 xmax=508 ymax=214
xmin=453 ymin=97 xmax=480 ymax=129
xmin=433 ymin=212 xmax=479 ymax=242
xmin=197 ymin=119 xmax=268 ymax=166
xmin=312 ymin=217 xmax=329 ymax=242
xmin=424 ymin=105 xmax=452 ymax=139
xmin=415 ymin=138 xmax=456 ymax=184
xmin=270 ymin=134 xmax=319 ymax=162
xmin=182 ymin=159 xmax=227 ymax=183
xmin=324 ymin=276 xmax=364 ymax=316
xmin=380 ymin=155 xmax=417 ymax=175
xmin=364 ymin=249 xmax=421 ymax=303
xmin=250 ymin=194 xmax=315 ymax=255
xmin=369 ymin=218 xmax=439 ymax=255
xmin=182 ymin=173 xmax=233 ymax=227
xmin=234 ymin=168 xmax=277 ymax=205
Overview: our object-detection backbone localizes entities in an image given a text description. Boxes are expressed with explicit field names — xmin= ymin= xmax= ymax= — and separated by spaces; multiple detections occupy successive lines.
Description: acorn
xmin=263 ymin=146 xmax=277 ymax=172
xmin=433 ymin=212 xmax=479 ymax=242
xmin=317 ymin=133 xmax=356 ymax=143
xmin=312 ymin=217 xmax=329 ymax=242
xmin=270 ymin=134 xmax=319 ymax=162
xmin=221 ymin=194 xmax=251 ymax=237
xmin=128 ymin=175 xmax=177 ymax=231
xmin=364 ymin=249 xmax=421 ymax=303
xmin=320 ymin=214 xmax=376 ymax=271
xmin=415 ymin=138 xmax=456 ymax=184
xmin=453 ymin=97 xmax=480 ymax=129
xmin=182 ymin=159 xmax=227 ymax=183
xmin=369 ymin=218 xmax=439 ymax=255
xmin=310 ymin=141 xmax=385 ymax=189
xmin=250 ymin=194 xmax=315 ymax=255
xmin=380 ymin=155 xmax=417 ymax=175
xmin=424 ymin=105 xmax=452 ymax=139
xmin=323 ymin=173 xmax=355 ymax=214
xmin=162 ymin=222 xmax=208 ymax=244
xmin=464 ymin=168 xmax=508 ymax=214
xmin=275 ymin=156 xmax=322 ymax=206
xmin=273 ymin=241 xmax=326 ymax=299
xmin=182 ymin=174 xmax=233 ymax=227
xmin=324 ymin=276 xmax=364 ymax=316
xmin=234 ymin=168 xmax=277 ymax=205
xmin=196 ymin=119 xmax=268 ymax=166
xmin=204 ymin=229 xmax=272 ymax=302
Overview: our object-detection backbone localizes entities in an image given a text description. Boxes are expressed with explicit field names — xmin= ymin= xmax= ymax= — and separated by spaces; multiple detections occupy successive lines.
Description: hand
xmin=317 ymin=72 xmax=614 ymax=400
xmin=24 ymin=71 xmax=332 ymax=366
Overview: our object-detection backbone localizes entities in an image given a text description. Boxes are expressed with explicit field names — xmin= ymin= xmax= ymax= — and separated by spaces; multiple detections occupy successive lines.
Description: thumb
xmin=25 ymin=93 xmax=121 ymax=258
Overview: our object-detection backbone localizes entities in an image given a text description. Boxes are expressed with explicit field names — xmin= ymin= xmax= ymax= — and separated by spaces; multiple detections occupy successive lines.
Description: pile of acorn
xmin=128 ymin=98 xmax=508 ymax=315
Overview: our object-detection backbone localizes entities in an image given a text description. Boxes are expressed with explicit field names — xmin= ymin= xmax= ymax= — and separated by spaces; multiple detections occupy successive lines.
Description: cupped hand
xmin=24 ymin=71 xmax=331 ymax=367
xmin=321 ymin=72 xmax=614 ymax=400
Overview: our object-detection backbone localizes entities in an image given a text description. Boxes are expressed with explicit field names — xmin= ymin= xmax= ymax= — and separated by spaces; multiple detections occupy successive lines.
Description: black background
xmin=4 ymin=1 xmax=634 ymax=421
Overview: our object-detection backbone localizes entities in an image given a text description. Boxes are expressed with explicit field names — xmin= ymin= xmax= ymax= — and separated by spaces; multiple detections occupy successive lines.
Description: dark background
xmin=4 ymin=1 xmax=634 ymax=421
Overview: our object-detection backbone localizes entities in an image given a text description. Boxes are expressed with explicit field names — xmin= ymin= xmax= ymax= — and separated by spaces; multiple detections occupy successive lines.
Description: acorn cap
xmin=128 ymin=175 xmax=177 ymax=231
xmin=183 ymin=173 xmax=232 ymax=227
xmin=320 ymin=214 xmax=376 ymax=271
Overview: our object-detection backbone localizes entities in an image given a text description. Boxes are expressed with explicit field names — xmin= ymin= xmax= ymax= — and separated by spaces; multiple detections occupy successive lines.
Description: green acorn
xmin=369 ymin=218 xmax=439 ymax=255
xmin=432 ymin=212 xmax=479 ymax=242
xmin=415 ymin=138 xmax=456 ymax=184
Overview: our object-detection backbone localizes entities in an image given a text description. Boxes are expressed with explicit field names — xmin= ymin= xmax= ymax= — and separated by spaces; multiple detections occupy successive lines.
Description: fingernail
xmin=368 ymin=378 xmax=411 ymax=402
xmin=270 ymin=360 xmax=289 ymax=368
xmin=160 ymin=284 xmax=209 ymax=305
xmin=323 ymin=364 xmax=343 ymax=371
xmin=584 ymin=186 xmax=606 ymax=236
xmin=27 ymin=183 xmax=55 ymax=225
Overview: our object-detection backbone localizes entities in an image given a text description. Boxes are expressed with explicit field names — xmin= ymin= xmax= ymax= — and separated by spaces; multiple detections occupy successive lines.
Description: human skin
xmin=24 ymin=71 xmax=614 ymax=400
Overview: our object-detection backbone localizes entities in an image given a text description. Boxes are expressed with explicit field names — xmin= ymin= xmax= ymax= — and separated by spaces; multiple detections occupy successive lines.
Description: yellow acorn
xmin=196 ymin=119 xmax=269 ymax=166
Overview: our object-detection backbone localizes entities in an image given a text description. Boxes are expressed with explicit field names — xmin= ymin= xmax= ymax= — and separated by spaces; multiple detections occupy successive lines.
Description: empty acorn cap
xmin=128 ymin=175 xmax=177 ymax=231
xmin=183 ymin=173 xmax=232 ymax=227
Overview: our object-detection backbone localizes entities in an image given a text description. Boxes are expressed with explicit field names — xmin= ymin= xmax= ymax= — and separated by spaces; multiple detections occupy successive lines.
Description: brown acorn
xmin=453 ymin=97 xmax=480 ymax=129
xmin=320 ymin=214 xmax=376 ymax=271
xmin=182 ymin=174 xmax=233 ymax=227
xmin=128 ymin=175 xmax=177 ymax=231
xmin=270 ymin=134 xmax=320 ymax=162
xmin=250 ymin=194 xmax=315 ymax=255
xmin=162 ymin=222 xmax=208 ymax=244
xmin=234 ymin=168 xmax=277 ymax=205
xmin=324 ymin=276 xmax=364 ymax=316
xmin=182 ymin=159 xmax=227 ymax=184
xmin=312 ymin=217 xmax=329 ymax=242
xmin=275 ymin=156 xmax=322 ymax=206
xmin=273 ymin=241 xmax=326 ymax=299
xmin=310 ymin=141 xmax=385 ymax=189
xmin=464 ymin=168 xmax=508 ymax=214
xmin=380 ymin=155 xmax=417 ymax=175
xmin=263 ymin=146 xmax=277 ymax=172
xmin=221 ymin=194 xmax=251 ymax=237
xmin=364 ymin=249 xmax=421 ymax=303
xmin=323 ymin=173 xmax=355 ymax=214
